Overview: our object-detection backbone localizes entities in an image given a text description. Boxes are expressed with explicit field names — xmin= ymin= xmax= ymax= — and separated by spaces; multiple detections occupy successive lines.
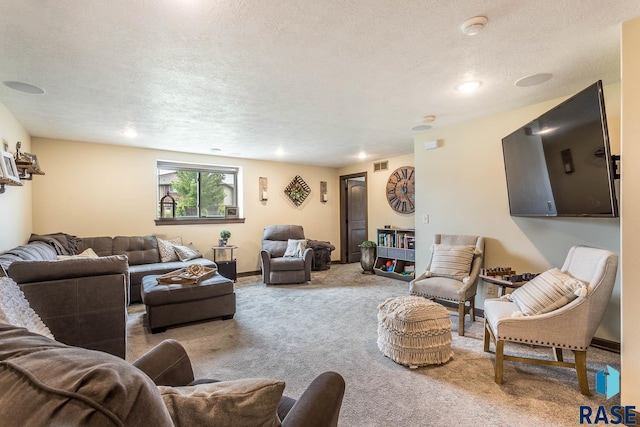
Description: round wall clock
xmin=386 ymin=166 xmax=415 ymax=213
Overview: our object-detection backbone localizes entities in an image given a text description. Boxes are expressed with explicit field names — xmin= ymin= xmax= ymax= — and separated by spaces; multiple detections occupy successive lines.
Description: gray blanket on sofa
xmin=28 ymin=233 xmax=82 ymax=256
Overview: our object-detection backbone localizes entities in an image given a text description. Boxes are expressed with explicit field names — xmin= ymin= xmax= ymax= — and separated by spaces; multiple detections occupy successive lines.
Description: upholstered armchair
xmin=409 ymin=234 xmax=484 ymax=336
xmin=260 ymin=225 xmax=313 ymax=285
xmin=483 ymin=245 xmax=618 ymax=396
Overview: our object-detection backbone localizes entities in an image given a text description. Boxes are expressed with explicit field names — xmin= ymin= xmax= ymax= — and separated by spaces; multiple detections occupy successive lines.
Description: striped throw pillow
xmin=510 ymin=268 xmax=587 ymax=316
xmin=429 ymin=244 xmax=475 ymax=281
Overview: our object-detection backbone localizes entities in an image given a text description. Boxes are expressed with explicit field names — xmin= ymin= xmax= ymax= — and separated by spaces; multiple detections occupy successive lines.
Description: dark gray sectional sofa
xmin=0 ymin=234 xmax=216 ymax=358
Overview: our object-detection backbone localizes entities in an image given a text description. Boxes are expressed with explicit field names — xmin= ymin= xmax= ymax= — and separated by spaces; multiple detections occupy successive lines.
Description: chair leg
xmin=469 ymin=296 xmax=475 ymax=321
xmin=483 ymin=320 xmax=491 ymax=353
xmin=553 ymin=347 xmax=563 ymax=362
xmin=494 ymin=339 xmax=504 ymax=384
xmin=458 ymin=302 xmax=465 ymax=336
xmin=574 ymin=350 xmax=591 ymax=396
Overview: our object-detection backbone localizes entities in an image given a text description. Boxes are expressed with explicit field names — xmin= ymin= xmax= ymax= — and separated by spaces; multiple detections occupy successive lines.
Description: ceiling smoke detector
xmin=461 ymin=16 xmax=488 ymax=36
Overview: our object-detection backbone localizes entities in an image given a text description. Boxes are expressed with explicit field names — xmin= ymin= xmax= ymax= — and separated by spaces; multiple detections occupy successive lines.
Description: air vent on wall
xmin=373 ymin=161 xmax=389 ymax=172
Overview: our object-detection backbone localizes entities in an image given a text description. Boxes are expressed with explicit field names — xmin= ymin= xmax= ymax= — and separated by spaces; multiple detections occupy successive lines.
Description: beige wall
xmin=412 ymin=83 xmax=622 ymax=342
xmin=31 ymin=138 xmax=340 ymax=273
xmin=0 ymin=102 xmax=32 ymax=251
xmin=621 ymin=16 xmax=639 ymax=408
xmin=338 ymin=153 xmax=415 ymax=241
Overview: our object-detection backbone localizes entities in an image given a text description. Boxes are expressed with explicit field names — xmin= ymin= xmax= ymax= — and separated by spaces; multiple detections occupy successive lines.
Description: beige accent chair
xmin=483 ymin=245 xmax=618 ymax=396
xmin=409 ymin=234 xmax=484 ymax=336
xmin=260 ymin=225 xmax=313 ymax=285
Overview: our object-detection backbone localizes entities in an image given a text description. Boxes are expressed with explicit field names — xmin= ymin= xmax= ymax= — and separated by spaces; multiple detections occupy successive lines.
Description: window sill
xmin=155 ymin=218 xmax=246 ymax=226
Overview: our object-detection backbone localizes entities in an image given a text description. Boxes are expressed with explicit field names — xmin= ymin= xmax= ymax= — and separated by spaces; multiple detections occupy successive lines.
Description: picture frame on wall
xmin=225 ymin=206 xmax=239 ymax=218
xmin=0 ymin=151 xmax=22 ymax=185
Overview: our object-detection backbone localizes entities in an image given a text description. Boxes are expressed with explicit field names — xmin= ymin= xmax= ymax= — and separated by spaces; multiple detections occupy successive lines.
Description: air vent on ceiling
xmin=373 ymin=161 xmax=389 ymax=172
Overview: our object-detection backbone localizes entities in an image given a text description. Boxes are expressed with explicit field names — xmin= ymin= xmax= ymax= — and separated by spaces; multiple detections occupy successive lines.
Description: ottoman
xmin=377 ymin=296 xmax=453 ymax=368
xmin=141 ymin=274 xmax=236 ymax=333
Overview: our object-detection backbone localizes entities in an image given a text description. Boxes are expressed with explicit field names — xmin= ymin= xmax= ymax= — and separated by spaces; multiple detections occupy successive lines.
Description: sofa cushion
xmin=0 ymin=324 xmax=174 ymax=427
xmin=157 ymin=237 xmax=183 ymax=262
xmin=174 ymin=243 xmax=203 ymax=262
xmin=429 ymin=244 xmax=475 ymax=281
xmin=78 ymin=236 xmax=115 ymax=257
xmin=509 ymin=268 xmax=587 ymax=316
xmin=284 ymin=239 xmax=307 ymax=257
xmin=269 ymin=257 xmax=305 ymax=272
xmin=113 ymin=236 xmax=160 ymax=265
xmin=158 ymin=378 xmax=285 ymax=427
xmin=57 ymin=248 xmax=99 ymax=260
xmin=0 ymin=277 xmax=54 ymax=339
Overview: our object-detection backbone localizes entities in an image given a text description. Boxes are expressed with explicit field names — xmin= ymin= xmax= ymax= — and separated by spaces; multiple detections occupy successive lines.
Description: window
xmin=156 ymin=160 xmax=241 ymax=223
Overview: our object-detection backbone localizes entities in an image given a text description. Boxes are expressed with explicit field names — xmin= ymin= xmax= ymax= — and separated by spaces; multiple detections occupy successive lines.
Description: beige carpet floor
xmin=126 ymin=263 xmax=621 ymax=427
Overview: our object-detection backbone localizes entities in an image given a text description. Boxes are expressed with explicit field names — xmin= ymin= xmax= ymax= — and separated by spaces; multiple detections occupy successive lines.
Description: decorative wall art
xmin=0 ymin=151 xmax=22 ymax=186
xmin=284 ymin=175 xmax=311 ymax=206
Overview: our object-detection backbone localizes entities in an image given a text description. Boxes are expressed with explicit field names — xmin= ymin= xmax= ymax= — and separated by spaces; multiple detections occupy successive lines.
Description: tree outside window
xmin=157 ymin=162 xmax=238 ymax=219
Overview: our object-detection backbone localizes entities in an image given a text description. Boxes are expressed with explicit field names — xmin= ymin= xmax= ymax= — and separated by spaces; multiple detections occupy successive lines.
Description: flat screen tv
xmin=501 ymin=80 xmax=619 ymax=217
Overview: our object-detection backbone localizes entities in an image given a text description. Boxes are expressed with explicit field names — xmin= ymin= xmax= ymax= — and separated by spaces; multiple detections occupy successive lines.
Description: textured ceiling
xmin=1 ymin=1 xmax=639 ymax=167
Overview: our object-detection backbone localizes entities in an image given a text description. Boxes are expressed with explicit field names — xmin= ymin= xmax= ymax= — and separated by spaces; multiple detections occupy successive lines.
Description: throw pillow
xmin=173 ymin=243 xmax=203 ymax=262
xmin=284 ymin=239 xmax=307 ymax=257
xmin=0 ymin=277 xmax=54 ymax=339
xmin=429 ymin=244 xmax=476 ymax=281
xmin=158 ymin=378 xmax=285 ymax=427
xmin=56 ymin=248 xmax=99 ymax=260
xmin=157 ymin=237 xmax=183 ymax=262
xmin=508 ymin=268 xmax=588 ymax=316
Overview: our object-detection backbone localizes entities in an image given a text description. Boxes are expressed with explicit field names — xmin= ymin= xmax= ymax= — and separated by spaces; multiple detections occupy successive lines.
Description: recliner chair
xmin=260 ymin=225 xmax=313 ymax=285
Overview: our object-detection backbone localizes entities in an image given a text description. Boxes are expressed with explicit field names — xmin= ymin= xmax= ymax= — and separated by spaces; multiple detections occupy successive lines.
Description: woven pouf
xmin=377 ymin=296 xmax=453 ymax=368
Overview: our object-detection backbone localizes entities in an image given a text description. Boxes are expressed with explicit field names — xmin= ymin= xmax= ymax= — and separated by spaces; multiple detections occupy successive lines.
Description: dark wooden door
xmin=342 ymin=176 xmax=367 ymax=263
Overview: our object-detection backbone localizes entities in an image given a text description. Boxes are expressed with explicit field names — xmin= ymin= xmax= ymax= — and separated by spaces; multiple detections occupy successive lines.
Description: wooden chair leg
xmin=494 ymin=339 xmax=504 ymax=384
xmin=458 ymin=302 xmax=465 ymax=336
xmin=553 ymin=347 xmax=563 ymax=362
xmin=483 ymin=320 xmax=491 ymax=352
xmin=574 ymin=350 xmax=591 ymax=396
xmin=469 ymin=296 xmax=475 ymax=321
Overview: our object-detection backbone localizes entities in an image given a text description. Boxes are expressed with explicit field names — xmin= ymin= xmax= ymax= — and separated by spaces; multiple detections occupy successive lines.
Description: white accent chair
xmin=409 ymin=234 xmax=484 ymax=336
xmin=483 ymin=245 xmax=618 ymax=396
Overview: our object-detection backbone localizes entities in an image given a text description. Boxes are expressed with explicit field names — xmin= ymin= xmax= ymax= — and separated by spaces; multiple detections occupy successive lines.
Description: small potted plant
xmin=359 ymin=240 xmax=377 ymax=274
xmin=219 ymin=230 xmax=231 ymax=247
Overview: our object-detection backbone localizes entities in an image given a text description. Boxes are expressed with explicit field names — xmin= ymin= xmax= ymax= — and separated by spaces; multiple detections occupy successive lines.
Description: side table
xmin=212 ymin=245 xmax=237 ymax=282
xmin=479 ymin=274 xmax=528 ymax=297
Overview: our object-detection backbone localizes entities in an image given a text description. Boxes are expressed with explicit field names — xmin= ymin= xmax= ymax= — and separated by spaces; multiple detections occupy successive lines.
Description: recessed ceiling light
xmin=358 ymin=151 xmax=367 ymax=159
xmin=515 ymin=73 xmax=553 ymax=87
xmin=461 ymin=16 xmax=488 ymax=36
xmin=412 ymin=124 xmax=432 ymax=132
xmin=122 ymin=128 xmax=138 ymax=138
xmin=3 ymin=80 xmax=45 ymax=94
xmin=275 ymin=147 xmax=285 ymax=156
xmin=455 ymin=80 xmax=482 ymax=93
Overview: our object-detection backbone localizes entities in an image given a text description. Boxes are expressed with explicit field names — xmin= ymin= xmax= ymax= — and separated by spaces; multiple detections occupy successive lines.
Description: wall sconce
xmin=259 ymin=177 xmax=268 ymax=201
xmin=320 ymin=181 xmax=328 ymax=203
xmin=14 ymin=141 xmax=45 ymax=181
